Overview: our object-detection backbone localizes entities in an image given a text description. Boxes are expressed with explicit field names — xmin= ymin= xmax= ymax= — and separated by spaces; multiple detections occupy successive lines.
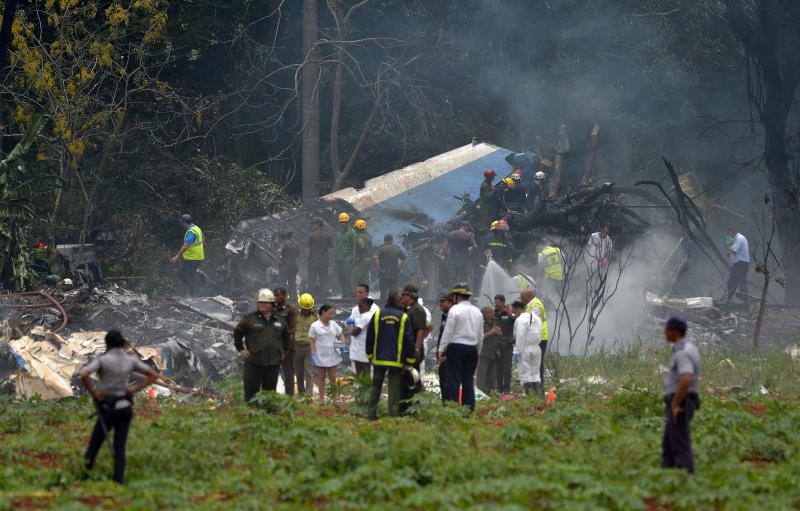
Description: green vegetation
xmin=1 ymin=348 xmax=799 ymax=510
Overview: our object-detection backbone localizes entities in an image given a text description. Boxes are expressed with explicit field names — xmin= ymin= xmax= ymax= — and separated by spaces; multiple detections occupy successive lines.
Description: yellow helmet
xmin=298 ymin=293 xmax=315 ymax=310
xmin=490 ymin=220 xmax=499 ymax=230
xmin=338 ymin=212 xmax=351 ymax=223
xmin=502 ymin=177 xmax=516 ymax=189
xmin=256 ymin=288 xmax=275 ymax=303
xmin=354 ymin=219 xmax=367 ymax=230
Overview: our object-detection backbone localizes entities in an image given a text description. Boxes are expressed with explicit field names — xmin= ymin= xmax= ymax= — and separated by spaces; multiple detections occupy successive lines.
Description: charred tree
xmin=580 ymin=122 xmax=600 ymax=186
xmin=549 ymin=124 xmax=570 ymax=198
xmin=724 ymin=0 xmax=800 ymax=303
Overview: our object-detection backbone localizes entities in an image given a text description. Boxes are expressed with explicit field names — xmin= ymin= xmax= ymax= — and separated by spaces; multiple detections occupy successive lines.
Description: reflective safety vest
xmin=539 ymin=246 xmax=564 ymax=280
xmin=369 ymin=309 xmax=414 ymax=367
xmin=526 ymin=297 xmax=548 ymax=340
xmin=183 ymin=225 xmax=205 ymax=260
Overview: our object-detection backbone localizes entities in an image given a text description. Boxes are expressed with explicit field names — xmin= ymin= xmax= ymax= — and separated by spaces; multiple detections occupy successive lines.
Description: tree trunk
xmin=301 ymin=0 xmax=320 ymax=201
xmin=752 ymin=273 xmax=769 ymax=353
xmin=549 ymin=124 xmax=569 ymax=198
xmin=580 ymin=122 xmax=600 ymax=186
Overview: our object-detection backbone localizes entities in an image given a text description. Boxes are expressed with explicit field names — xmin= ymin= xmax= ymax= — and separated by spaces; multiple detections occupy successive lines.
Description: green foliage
xmin=1 ymin=351 xmax=799 ymax=509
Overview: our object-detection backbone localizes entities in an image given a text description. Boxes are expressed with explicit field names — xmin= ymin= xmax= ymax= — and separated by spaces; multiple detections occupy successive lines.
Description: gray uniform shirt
xmin=84 ymin=348 xmax=152 ymax=398
xmin=663 ymin=339 xmax=701 ymax=395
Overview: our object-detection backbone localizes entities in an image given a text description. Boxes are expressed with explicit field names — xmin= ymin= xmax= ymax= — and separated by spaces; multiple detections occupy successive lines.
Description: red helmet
xmin=484 ymin=169 xmax=496 ymax=178
xmin=497 ymin=219 xmax=509 ymax=231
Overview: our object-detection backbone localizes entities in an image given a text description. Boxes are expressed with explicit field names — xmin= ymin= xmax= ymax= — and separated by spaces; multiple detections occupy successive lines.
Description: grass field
xmin=1 ymin=345 xmax=799 ymax=510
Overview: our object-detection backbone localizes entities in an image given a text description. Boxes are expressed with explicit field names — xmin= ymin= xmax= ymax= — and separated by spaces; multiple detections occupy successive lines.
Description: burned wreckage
xmin=3 ymin=140 xmax=798 ymax=400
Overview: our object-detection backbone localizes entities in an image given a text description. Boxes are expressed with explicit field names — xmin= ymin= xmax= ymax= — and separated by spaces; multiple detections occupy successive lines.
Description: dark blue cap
xmin=180 ymin=214 xmax=193 ymax=224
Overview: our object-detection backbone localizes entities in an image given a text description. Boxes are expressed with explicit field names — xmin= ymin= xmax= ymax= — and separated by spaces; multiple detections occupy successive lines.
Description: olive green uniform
xmin=398 ymin=301 xmax=428 ymax=414
xmin=335 ymin=227 xmax=357 ymax=295
xmin=233 ymin=311 xmax=290 ymax=401
xmin=352 ymin=231 xmax=373 ymax=288
xmin=274 ymin=302 xmax=298 ymax=396
xmin=479 ymin=179 xmax=495 ymax=228
xmin=294 ymin=312 xmax=317 ymax=394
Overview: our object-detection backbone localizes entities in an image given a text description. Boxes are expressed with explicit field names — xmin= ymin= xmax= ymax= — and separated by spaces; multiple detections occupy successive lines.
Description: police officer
xmin=661 ymin=315 xmax=701 ymax=474
xmin=273 ymin=288 xmax=298 ymax=396
xmin=277 ymin=230 xmax=300 ymax=300
xmin=171 ymin=214 xmax=204 ymax=296
xmin=233 ymin=289 xmax=290 ymax=400
xmin=352 ymin=219 xmax=373 ymax=288
xmin=373 ymin=233 xmax=407 ymax=301
xmin=365 ymin=290 xmax=416 ymax=419
xmin=334 ymin=212 xmax=357 ymax=297
xmin=435 ymin=293 xmax=454 ymax=400
xmin=399 ymin=284 xmax=431 ymax=413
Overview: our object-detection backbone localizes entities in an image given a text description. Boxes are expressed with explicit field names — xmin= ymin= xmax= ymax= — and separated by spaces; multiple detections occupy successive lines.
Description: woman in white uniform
xmin=309 ymin=304 xmax=345 ymax=403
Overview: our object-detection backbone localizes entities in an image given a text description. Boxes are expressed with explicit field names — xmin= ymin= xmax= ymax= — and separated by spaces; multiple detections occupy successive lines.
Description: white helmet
xmin=534 ymin=171 xmax=546 ymax=181
xmin=256 ymin=288 xmax=275 ymax=303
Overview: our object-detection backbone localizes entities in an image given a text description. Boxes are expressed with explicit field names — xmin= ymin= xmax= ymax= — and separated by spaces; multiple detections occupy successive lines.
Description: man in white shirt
xmin=725 ymin=227 xmax=750 ymax=301
xmin=437 ymin=283 xmax=483 ymax=411
xmin=348 ymin=283 xmax=380 ymax=378
xmin=586 ymin=225 xmax=613 ymax=270
xmin=511 ymin=301 xmax=542 ymax=395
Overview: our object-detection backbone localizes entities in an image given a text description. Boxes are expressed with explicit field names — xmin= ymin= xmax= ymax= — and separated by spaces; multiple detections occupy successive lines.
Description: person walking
xmin=586 ymin=225 xmax=613 ymax=271
xmin=493 ymin=295 xmax=516 ymax=393
xmin=476 ymin=306 xmax=501 ymax=393
xmin=512 ymin=300 xmax=542 ymax=394
xmin=309 ymin=304 xmax=345 ymax=403
xmin=365 ymin=290 xmax=416 ymax=419
xmin=273 ymin=288 xmax=297 ymax=396
xmin=352 ymin=219 xmax=373 ymax=289
xmin=437 ymin=284 xmax=483 ymax=411
xmin=276 ymin=231 xmax=300 ymax=300
xmin=306 ymin=217 xmax=333 ymax=298
xmin=661 ymin=315 xmax=701 ymax=474
xmin=435 ymin=293 xmax=454 ymax=400
xmin=294 ymin=293 xmax=318 ymax=395
xmin=442 ymin=221 xmax=477 ymax=285
xmin=233 ymin=289 xmax=290 ymax=400
xmin=80 ymin=330 xmax=159 ymax=484
xmin=373 ymin=233 xmax=407 ymax=301
xmin=170 ymin=214 xmax=204 ymax=296
xmin=725 ymin=227 xmax=750 ymax=300
xmin=335 ymin=213 xmax=357 ymax=297
xmin=347 ymin=283 xmax=380 ymax=378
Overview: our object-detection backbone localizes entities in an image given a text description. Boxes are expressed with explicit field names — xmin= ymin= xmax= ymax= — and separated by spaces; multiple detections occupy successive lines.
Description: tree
xmin=724 ymin=0 xmax=800 ymax=303
xmin=301 ymin=0 xmax=320 ymax=200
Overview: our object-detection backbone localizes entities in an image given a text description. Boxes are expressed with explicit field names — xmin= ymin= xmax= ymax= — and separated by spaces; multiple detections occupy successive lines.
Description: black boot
xmin=523 ymin=383 xmax=531 ymax=395
xmin=531 ymin=382 xmax=542 ymax=394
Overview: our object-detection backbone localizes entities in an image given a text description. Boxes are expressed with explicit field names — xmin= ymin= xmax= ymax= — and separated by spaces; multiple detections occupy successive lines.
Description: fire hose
xmin=1 ymin=289 xmax=69 ymax=333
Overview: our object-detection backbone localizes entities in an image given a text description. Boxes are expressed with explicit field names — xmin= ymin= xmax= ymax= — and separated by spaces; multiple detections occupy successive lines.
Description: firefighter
xmin=483 ymin=219 xmax=515 ymax=270
xmin=505 ymin=170 xmax=528 ymax=213
xmin=479 ymin=169 xmax=497 ymax=227
xmin=233 ymin=289 xmax=291 ymax=400
xmin=365 ymin=290 xmax=416 ymax=419
xmin=334 ymin=212 xmax=357 ymax=297
xmin=487 ymin=177 xmax=515 ymax=222
xmin=352 ymin=219 xmax=373 ymax=289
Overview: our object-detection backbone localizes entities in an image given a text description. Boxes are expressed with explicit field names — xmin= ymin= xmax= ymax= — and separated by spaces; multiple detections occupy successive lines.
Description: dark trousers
xmin=293 ymin=343 xmax=313 ymax=394
xmin=398 ymin=359 xmax=423 ymax=415
xmin=727 ymin=261 xmax=749 ymax=298
xmin=85 ymin=402 xmax=133 ymax=484
xmin=177 ymin=259 xmax=201 ymax=296
xmin=448 ymin=260 xmax=471 ymax=287
xmin=496 ymin=340 xmax=514 ymax=393
xmin=476 ymin=355 xmax=498 ymax=393
xmin=443 ymin=343 xmax=479 ymax=411
xmin=368 ymin=365 xmax=403 ymax=419
xmin=280 ymin=346 xmax=296 ymax=396
xmin=539 ymin=340 xmax=548 ymax=387
xmin=278 ymin=265 xmax=298 ymax=300
xmin=662 ymin=394 xmax=698 ymax=474
xmin=308 ymin=263 xmax=329 ymax=298
xmin=438 ymin=362 xmax=447 ymax=402
xmin=354 ymin=360 xmax=371 ymax=379
xmin=379 ymin=277 xmax=398 ymax=303
xmin=243 ymin=363 xmax=280 ymax=401
xmin=336 ymin=260 xmax=352 ymax=296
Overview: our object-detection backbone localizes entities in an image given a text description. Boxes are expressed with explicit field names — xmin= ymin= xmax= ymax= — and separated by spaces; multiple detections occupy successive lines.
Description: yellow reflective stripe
xmin=488 ymin=242 xmax=506 ymax=247
xmin=397 ymin=313 xmax=407 ymax=365
xmin=372 ymin=309 xmax=381 ymax=360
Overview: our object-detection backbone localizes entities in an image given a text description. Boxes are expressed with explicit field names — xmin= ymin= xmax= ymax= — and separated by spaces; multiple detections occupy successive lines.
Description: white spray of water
xmin=478 ymin=260 xmax=528 ymax=308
